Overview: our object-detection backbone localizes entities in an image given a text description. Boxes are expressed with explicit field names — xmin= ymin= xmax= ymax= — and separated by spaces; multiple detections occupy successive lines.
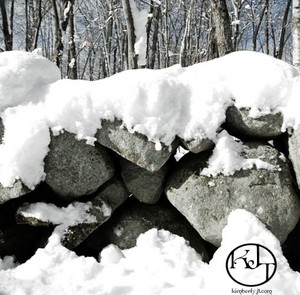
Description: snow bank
xmin=0 ymin=209 xmax=299 ymax=294
xmin=0 ymin=50 xmax=298 ymax=189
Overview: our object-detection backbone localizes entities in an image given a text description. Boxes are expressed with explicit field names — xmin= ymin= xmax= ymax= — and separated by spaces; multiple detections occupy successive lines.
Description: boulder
xmin=17 ymin=176 xmax=130 ymax=249
xmin=95 ymin=119 xmax=178 ymax=172
xmin=226 ymin=106 xmax=283 ymax=138
xmin=165 ymin=143 xmax=300 ymax=247
xmin=62 ymin=176 xmax=130 ymax=249
xmin=289 ymin=127 xmax=300 ymax=191
xmin=44 ymin=131 xmax=115 ymax=201
xmin=77 ymin=198 xmax=209 ymax=261
xmin=120 ymin=157 xmax=167 ymax=204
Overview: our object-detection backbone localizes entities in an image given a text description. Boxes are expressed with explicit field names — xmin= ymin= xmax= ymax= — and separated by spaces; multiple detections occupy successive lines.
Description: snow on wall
xmin=0 ymin=50 xmax=299 ymax=189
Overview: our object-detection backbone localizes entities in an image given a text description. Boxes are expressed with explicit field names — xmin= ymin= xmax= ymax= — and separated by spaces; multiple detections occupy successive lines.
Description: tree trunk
xmin=292 ymin=0 xmax=300 ymax=68
xmin=0 ymin=0 xmax=13 ymax=51
xmin=122 ymin=0 xmax=138 ymax=69
xmin=67 ymin=1 xmax=77 ymax=79
xmin=210 ymin=0 xmax=232 ymax=57
xmin=52 ymin=0 xmax=63 ymax=68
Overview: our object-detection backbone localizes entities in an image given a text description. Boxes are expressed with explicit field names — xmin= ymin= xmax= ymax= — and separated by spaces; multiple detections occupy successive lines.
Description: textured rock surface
xmin=96 ymin=120 xmax=178 ymax=172
xmin=165 ymin=143 xmax=300 ymax=247
xmin=62 ymin=176 xmax=130 ymax=249
xmin=289 ymin=128 xmax=300 ymax=191
xmin=44 ymin=131 xmax=115 ymax=201
xmin=181 ymin=137 xmax=214 ymax=154
xmin=77 ymin=198 xmax=209 ymax=261
xmin=120 ymin=157 xmax=167 ymax=204
xmin=0 ymin=180 xmax=30 ymax=204
xmin=226 ymin=106 xmax=283 ymax=138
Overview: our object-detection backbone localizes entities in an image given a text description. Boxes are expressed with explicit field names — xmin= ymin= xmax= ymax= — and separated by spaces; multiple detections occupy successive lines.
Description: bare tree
xmin=122 ymin=0 xmax=138 ymax=69
xmin=210 ymin=0 xmax=233 ymax=57
xmin=292 ymin=0 xmax=300 ymax=68
xmin=0 ymin=0 xmax=14 ymax=51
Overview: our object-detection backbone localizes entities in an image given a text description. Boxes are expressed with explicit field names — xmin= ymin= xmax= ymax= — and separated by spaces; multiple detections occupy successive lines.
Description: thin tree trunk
xmin=52 ymin=0 xmax=63 ymax=68
xmin=0 ymin=0 xmax=13 ymax=51
xmin=67 ymin=1 xmax=77 ymax=79
xmin=277 ymin=0 xmax=292 ymax=59
xmin=292 ymin=0 xmax=300 ymax=68
xmin=122 ymin=0 xmax=138 ymax=69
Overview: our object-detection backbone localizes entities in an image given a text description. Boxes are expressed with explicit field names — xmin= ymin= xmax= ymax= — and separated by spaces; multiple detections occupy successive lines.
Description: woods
xmin=0 ymin=0 xmax=297 ymax=79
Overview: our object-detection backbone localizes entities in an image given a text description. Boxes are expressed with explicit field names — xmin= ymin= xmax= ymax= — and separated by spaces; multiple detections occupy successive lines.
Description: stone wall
xmin=1 ymin=108 xmax=300 ymax=269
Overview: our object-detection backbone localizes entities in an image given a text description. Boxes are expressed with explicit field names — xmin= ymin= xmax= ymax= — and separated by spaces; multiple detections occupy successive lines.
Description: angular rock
xmin=62 ymin=177 xmax=130 ymax=249
xmin=226 ymin=106 xmax=283 ymax=138
xmin=181 ymin=137 xmax=214 ymax=154
xmin=165 ymin=143 xmax=300 ymax=247
xmin=120 ymin=157 xmax=167 ymax=204
xmin=77 ymin=198 xmax=209 ymax=261
xmin=0 ymin=180 xmax=30 ymax=205
xmin=17 ymin=176 xmax=130 ymax=249
xmin=44 ymin=131 xmax=115 ymax=201
xmin=95 ymin=119 xmax=178 ymax=172
xmin=289 ymin=128 xmax=300 ymax=191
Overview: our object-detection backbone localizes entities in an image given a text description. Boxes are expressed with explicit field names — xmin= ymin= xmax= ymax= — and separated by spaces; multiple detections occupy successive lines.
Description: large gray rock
xmin=44 ymin=131 xmax=115 ymax=201
xmin=79 ymin=199 xmax=209 ymax=261
xmin=226 ymin=106 xmax=283 ymax=138
xmin=0 ymin=180 xmax=30 ymax=204
xmin=289 ymin=128 xmax=300 ymax=190
xmin=165 ymin=143 xmax=300 ymax=247
xmin=95 ymin=119 xmax=178 ymax=172
xmin=120 ymin=157 xmax=167 ymax=204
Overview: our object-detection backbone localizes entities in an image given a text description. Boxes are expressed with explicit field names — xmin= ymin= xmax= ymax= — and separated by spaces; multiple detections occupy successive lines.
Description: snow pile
xmin=0 ymin=50 xmax=298 ymax=189
xmin=0 ymin=209 xmax=299 ymax=294
xmin=0 ymin=51 xmax=60 ymax=109
xmin=201 ymin=130 xmax=277 ymax=177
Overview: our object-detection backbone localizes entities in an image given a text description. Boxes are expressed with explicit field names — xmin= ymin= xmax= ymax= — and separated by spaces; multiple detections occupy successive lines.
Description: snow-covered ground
xmin=0 ymin=50 xmax=300 ymax=294
xmin=0 ymin=210 xmax=300 ymax=295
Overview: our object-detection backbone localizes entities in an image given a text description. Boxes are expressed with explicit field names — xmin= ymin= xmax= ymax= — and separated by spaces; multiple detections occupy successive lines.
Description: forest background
xmin=0 ymin=0 xmax=299 ymax=80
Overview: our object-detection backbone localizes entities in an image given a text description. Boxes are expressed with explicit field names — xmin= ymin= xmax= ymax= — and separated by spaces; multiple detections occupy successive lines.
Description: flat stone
xmin=0 ymin=180 xmax=30 ymax=205
xmin=181 ymin=137 xmax=214 ymax=153
xmin=95 ymin=119 xmax=178 ymax=172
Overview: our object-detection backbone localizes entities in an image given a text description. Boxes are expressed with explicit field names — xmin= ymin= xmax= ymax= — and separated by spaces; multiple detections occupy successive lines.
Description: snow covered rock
xmin=17 ymin=176 xmax=129 ymax=249
xmin=226 ymin=106 xmax=284 ymax=138
xmin=80 ymin=198 xmax=209 ymax=261
xmin=62 ymin=176 xmax=129 ymax=249
xmin=165 ymin=141 xmax=300 ymax=247
xmin=44 ymin=131 xmax=115 ymax=200
xmin=120 ymin=157 xmax=167 ymax=204
xmin=96 ymin=119 xmax=179 ymax=172
xmin=0 ymin=180 xmax=30 ymax=204
xmin=288 ymin=127 xmax=300 ymax=191
xmin=180 ymin=137 xmax=214 ymax=154
xmin=0 ymin=51 xmax=60 ymax=110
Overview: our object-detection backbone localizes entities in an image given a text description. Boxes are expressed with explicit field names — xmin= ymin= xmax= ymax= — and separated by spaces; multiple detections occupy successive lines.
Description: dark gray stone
xmin=120 ymin=157 xmax=167 ymax=204
xmin=80 ymin=199 xmax=209 ymax=261
xmin=95 ymin=119 xmax=178 ymax=172
xmin=44 ymin=131 xmax=115 ymax=201
xmin=62 ymin=176 xmax=130 ymax=249
xmin=226 ymin=106 xmax=283 ymax=138
xmin=17 ymin=177 xmax=130 ymax=249
xmin=0 ymin=180 xmax=30 ymax=204
xmin=165 ymin=143 xmax=300 ymax=247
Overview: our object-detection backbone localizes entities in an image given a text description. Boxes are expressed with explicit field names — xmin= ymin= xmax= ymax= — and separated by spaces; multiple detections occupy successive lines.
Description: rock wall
xmin=1 ymin=109 xmax=300 ymax=267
